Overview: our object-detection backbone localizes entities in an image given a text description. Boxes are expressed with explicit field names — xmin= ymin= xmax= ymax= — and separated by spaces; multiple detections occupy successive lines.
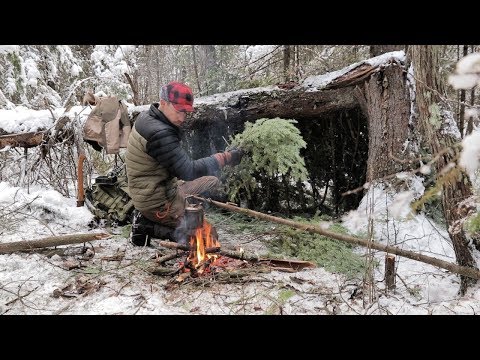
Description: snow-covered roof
xmin=303 ymin=50 xmax=406 ymax=91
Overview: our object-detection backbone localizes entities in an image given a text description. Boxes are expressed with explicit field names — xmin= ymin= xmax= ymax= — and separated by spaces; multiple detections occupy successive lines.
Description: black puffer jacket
xmin=125 ymin=103 xmax=219 ymax=214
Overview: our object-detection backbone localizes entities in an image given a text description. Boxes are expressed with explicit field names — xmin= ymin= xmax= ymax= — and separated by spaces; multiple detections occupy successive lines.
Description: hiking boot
xmin=130 ymin=209 xmax=177 ymax=245
xmin=130 ymin=210 xmax=151 ymax=246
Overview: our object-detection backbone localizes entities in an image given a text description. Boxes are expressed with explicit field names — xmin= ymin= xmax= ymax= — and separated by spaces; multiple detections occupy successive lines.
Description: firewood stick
xmin=158 ymin=241 xmax=189 ymax=251
xmin=0 ymin=233 xmax=111 ymax=254
xmin=218 ymin=249 xmax=259 ymax=262
xmin=157 ymin=240 xmax=220 ymax=253
xmin=156 ymin=252 xmax=183 ymax=264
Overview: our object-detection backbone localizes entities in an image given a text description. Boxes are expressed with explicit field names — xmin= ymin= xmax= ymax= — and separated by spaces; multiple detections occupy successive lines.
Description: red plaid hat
xmin=160 ymin=81 xmax=195 ymax=112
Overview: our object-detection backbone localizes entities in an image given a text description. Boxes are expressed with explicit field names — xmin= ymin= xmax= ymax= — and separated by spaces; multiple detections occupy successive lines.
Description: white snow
xmin=460 ymin=130 xmax=480 ymax=178
xmin=0 ymin=105 xmax=91 ymax=134
xmin=448 ymin=52 xmax=480 ymax=90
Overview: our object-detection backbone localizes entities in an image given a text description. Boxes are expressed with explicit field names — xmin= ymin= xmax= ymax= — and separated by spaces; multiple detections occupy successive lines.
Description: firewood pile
xmin=149 ymin=238 xmax=316 ymax=288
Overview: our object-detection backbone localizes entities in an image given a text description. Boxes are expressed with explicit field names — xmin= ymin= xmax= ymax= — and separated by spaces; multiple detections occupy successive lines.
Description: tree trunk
xmin=361 ymin=62 xmax=411 ymax=181
xmin=467 ymin=45 xmax=476 ymax=136
xmin=410 ymin=45 xmax=477 ymax=294
xmin=294 ymin=45 xmax=300 ymax=81
xmin=458 ymin=45 xmax=469 ymax=138
xmin=283 ymin=45 xmax=291 ymax=82
xmin=124 ymin=73 xmax=140 ymax=106
xmin=200 ymin=45 xmax=218 ymax=95
xmin=191 ymin=45 xmax=202 ymax=94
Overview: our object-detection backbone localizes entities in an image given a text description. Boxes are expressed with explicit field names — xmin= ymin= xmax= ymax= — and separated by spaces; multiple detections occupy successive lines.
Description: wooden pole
xmin=0 ymin=233 xmax=111 ymax=254
xmin=77 ymin=153 xmax=86 ymax=207
xmin=193 ymin=196 xmax=480 ymax=281
xmin=385 ymin=254 xmax=396 ymax=290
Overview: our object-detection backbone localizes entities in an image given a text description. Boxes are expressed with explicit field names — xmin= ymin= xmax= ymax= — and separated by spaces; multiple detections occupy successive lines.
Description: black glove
xmin=228 ymin=148 xmax=244 ymax=166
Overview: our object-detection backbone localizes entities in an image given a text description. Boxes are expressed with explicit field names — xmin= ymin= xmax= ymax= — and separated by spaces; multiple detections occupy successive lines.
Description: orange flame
xmin=187 ymin=219 xmax=220 ymax=267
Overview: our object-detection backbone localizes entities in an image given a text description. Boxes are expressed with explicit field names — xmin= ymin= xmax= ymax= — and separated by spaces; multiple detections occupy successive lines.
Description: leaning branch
xmin=0 ymin=233 xmax=111 ymax=254
xmin=193 ymin=196 xmax=480 ymax=281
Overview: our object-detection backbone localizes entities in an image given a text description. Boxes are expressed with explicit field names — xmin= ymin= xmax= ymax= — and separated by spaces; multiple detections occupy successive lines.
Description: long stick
xmin=193 ymin=196 xmax=480 ymax=281
xmin=77 ymin=153 xmax=86 ymax=207
xmin=0 ymin=233 xmax=111 ymax=254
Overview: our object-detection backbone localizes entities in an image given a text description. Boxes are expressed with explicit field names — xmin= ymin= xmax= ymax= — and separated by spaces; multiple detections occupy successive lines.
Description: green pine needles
xmin=223 ymin=118 xmax=308 ymax=206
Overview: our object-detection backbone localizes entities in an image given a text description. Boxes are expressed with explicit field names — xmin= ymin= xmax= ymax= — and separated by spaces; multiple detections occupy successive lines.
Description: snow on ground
xmin=1 ymin=177 xmax=480 ymax=315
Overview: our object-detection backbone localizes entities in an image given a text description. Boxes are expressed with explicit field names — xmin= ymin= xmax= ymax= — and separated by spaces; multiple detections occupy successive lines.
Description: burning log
xmin=155 ymin=252 xmax=184 ymax=264
xmin=185 ymin=259 xmax=199 ymax=277
xmin=157 ymin=240 xmax=220 ymax=254
xmin=158 ymin=241 xmax=190 ymax=251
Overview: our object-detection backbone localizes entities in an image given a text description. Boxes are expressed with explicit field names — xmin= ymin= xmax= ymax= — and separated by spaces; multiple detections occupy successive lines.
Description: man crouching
xmin=125 ymin=81 xmax=243 ymax=246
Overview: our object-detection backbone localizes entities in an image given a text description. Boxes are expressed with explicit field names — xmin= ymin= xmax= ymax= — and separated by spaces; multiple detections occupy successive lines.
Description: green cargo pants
xmin=141 ymin=175 xmax=223 ymax=228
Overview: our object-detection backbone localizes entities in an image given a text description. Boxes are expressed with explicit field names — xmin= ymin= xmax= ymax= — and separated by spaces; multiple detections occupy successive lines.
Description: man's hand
xmin=213 ymin=148 xmax=244 ymax=167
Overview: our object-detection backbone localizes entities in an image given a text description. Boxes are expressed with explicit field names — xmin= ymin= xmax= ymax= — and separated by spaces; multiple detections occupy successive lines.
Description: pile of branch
xmin=149 ymin=240 xmax=315 ymax=283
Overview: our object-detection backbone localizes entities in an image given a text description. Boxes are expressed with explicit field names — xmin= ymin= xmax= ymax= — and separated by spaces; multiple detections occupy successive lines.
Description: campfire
xmin=151 ymin=201 xmax=316 ymax=283
xmin=184 ymin=204 xmax=221 ymax=275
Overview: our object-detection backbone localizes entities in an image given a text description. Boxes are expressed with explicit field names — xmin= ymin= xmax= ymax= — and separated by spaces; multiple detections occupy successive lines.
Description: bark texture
xmin=0 ymin=233 xmax=111 ymax=254
xmin=362 ymin=63 xmax=411 ymax=181
xmin=411 ymin=45 xmax=477 ymax=294
xmin=0 ymin=131 xmax=45 ymax=149
xmin=186 ymin=87 xmax=358 ymax=129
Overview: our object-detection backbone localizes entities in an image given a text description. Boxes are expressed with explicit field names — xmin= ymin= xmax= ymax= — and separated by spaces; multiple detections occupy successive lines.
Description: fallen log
xmin=193 ymin=196 xmax=480 ymax=281
xmin=131 ymin=55 xmax=405 ymax=129
xmin=0 ymin=233 xmax=111 ymax=254
xmin=0 ymin=131 xmax=46 ymax=149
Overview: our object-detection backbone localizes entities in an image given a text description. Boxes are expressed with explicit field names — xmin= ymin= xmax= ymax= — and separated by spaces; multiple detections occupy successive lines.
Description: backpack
xmin=83 ymin=95 xmax=131 ymax=154
xmin=85 ymin=164 xmax=134 ymax=224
